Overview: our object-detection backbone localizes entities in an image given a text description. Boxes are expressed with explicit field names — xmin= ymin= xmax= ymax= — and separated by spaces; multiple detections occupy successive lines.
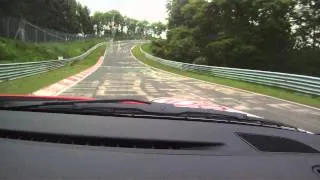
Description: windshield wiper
xmin=0 ymin=99 xmax=248 ymax=119
xmin=0 ymin=99 xmax=150 ymax=107
xmin=0 ymin=99 xmax=300 ymax=132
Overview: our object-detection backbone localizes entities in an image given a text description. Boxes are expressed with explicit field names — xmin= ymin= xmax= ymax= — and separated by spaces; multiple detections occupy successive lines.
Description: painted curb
xmin=32 ymin=56 xmax=104 ymax=96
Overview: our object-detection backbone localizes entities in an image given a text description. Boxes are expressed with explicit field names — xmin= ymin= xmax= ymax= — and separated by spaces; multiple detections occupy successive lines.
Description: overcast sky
xmin=77 ymin=0 xmax=168 ymax=23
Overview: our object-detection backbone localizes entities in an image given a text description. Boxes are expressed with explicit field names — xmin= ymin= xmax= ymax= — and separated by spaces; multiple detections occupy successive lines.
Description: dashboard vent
xmin=0 ymin=129 xmax=222 ymax=150
xmin=313 ymin=166 xmax=320 ymax=177
xmin=237 ymin=133 xmax=319 ymax=153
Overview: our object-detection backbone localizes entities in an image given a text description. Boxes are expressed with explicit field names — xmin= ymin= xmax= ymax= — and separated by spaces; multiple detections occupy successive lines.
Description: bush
xmin=193 ymin=56 xmax=208 ymax=65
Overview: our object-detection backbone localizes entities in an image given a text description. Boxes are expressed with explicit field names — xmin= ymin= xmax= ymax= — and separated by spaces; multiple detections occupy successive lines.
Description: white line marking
xmin=130 ymin=45 xmax=320 ymax=112
xmin=103 ymin=42 xmax=108 ymax=57
xmin=100 ymin=66 xmax=144 ymax=68
xmin=68 ymin=87 xmax=97 ymax=90
xmin=55 ymin=43 xmax=109 ymax=95
xmin=55 ymin=56 xmax=104 ymax=95
xmin=117 ymin=42 xmax=121 ymax=52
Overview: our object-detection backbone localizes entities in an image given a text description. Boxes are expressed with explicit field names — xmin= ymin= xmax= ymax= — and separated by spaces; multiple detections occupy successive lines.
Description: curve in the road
xmin=60 ymin=41 xmax=320 ymax=132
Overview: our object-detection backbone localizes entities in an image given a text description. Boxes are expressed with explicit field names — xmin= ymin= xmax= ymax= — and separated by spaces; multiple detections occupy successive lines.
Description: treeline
xmin=92 ymin=11 xmax=166 ymax=39
xmin=152 ymin=0 xmax=320 ymax=77
xmin=0 ymin=0 xmax=93 ymax=34
xmin=0 ymin=0 xmax=166 ymax=38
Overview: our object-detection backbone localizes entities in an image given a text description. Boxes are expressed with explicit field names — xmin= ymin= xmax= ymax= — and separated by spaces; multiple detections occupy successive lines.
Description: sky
xmin=77 ymin=0 xmax=168 ymax=23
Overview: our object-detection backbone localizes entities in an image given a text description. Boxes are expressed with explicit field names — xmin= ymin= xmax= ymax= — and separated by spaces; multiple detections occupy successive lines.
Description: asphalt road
xmin=61 ymin=41 xmax=320 ymax=132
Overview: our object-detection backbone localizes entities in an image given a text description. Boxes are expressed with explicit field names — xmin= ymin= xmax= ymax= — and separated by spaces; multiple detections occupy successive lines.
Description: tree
xmin=78 ymin=5 xmax=94 ymax=34
xmin=166 ymin=0 xmax=189 ymax=28
xmin=152 ymin=0 xmax=319 ymax=76
xmin=92 ymin=10 xmax=127 ymax=36
xmin=92 ymin=12 xmax=105 ymax=35
xmin=0 ymin=0 xmax=83 ymax=33
xmin=292 ymin=0 xmax=320 ymax=48
xmin=136 ymin=20 xmax=149 ymax=36
xmin=151 ymin=22 xmax=167 ymax=37
xmin=126 ymin=17 xmax=138 ymax=36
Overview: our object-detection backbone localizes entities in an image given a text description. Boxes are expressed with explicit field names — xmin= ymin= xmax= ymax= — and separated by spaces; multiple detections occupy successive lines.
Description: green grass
xmin=132 ymin=45 xmax=320 ymax=108
xmin=0 ymin=45 xmax=106 ymax=94
xmin=141 ymin=43 xmax=152 ymax=54
xmin=0 ymin=37 xmax=104 ymax=63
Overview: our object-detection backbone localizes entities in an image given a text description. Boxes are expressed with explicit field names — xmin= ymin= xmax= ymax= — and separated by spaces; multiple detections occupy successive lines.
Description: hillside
xmin=0 ymin=37 xmax=103 ymax=63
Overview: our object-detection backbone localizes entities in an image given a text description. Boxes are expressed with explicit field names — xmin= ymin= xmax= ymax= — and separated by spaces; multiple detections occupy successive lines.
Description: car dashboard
xmin=0 ymin=110 xmax=320 ymax=179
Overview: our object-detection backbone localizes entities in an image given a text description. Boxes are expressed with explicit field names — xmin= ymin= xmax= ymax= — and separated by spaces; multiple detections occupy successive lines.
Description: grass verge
xmin=141 ymin=43 xmax=152 ymax=54
xmin=0 ymin=45 xmax=106 ymax=94
xmin=132 ymin=45 xmax=320 ymax=108
xmin=0 ymin=37 xmax=104 ymax=63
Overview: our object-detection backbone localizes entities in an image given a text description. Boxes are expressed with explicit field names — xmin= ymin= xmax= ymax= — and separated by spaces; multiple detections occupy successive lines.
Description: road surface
xmin=61 ymin=41 xmax=320 ymax=132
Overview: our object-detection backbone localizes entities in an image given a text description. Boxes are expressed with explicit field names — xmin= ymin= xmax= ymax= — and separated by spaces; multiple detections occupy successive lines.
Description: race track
xmin=60 ymin=41 xmax=320 ymax=132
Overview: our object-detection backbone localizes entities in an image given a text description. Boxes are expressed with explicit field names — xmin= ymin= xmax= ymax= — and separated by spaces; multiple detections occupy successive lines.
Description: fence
xmin=0 ymin=17 xmax=97 ymax=43
xmin=140 ymin=46 xmax=320 ymax=96
xmin=0 ymin=42 xmax=106 ymax=82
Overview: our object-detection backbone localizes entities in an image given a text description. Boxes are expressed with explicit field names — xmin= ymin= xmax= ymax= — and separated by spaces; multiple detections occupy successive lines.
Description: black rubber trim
xmin=0 ymin=129 xmax=223 ymax=150
xmin=237 ymin=132 xmax=319 ymax=153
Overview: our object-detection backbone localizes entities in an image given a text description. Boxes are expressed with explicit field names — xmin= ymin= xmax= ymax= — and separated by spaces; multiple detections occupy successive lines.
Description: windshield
xmin=0 ymin=0 xmax=319 ymax=133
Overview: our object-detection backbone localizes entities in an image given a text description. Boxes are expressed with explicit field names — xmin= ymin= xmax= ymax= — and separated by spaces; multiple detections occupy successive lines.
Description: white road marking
xmin=117 ymin=42 xmax=121 ymax=52
xmin=100 ymin=66 xmax=144 ymax=68
xmin=130 ymin=45 xmax=320 ymax=112
xmin=67 ymin=87 xmax=96 ymax=90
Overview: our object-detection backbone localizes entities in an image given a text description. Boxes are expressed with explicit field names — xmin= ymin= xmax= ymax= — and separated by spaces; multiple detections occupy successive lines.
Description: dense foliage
xmin=0 ymin=0 xmax=94 ymax=34
xmin=0 ymin=0 xmax=166 ymax=38
xmin=152 ymin=0 xmax=320 ymax=76
xmin=92 ymin=10 xmax=166 ymax=39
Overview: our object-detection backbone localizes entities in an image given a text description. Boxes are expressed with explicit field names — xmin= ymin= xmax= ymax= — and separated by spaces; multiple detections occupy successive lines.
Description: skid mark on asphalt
xmin=60 ymin=41 xmax=320 ymax=132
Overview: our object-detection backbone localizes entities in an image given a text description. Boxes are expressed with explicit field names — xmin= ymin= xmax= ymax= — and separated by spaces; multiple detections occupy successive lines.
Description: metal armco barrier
xmin=140 ymin=46 xmax=320 ymax=96
xmin=0 ymin=42 xmax=106 ymax=82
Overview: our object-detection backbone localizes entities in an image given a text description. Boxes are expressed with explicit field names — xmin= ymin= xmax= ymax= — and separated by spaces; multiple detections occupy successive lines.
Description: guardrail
xmin=140 ymin=46 xmax=320 ymax=96
xmin=0 ymin=42 xmax=106 ymax=82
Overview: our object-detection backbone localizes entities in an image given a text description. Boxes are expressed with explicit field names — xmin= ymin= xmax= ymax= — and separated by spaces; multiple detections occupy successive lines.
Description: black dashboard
xmin=0 ymin=110 xmax=320 ymax=179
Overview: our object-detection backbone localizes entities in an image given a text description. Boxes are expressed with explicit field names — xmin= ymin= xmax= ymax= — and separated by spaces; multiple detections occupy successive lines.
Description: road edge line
xmin=54 ymin=56 xmax=104 ymax=96
xmin=130 ymin=45 xmax=320 ymax=111
xmin=54 ymin=45 xmax=109 ymax=96
xmin=32 ymin=55 xmax=104 ymax=96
